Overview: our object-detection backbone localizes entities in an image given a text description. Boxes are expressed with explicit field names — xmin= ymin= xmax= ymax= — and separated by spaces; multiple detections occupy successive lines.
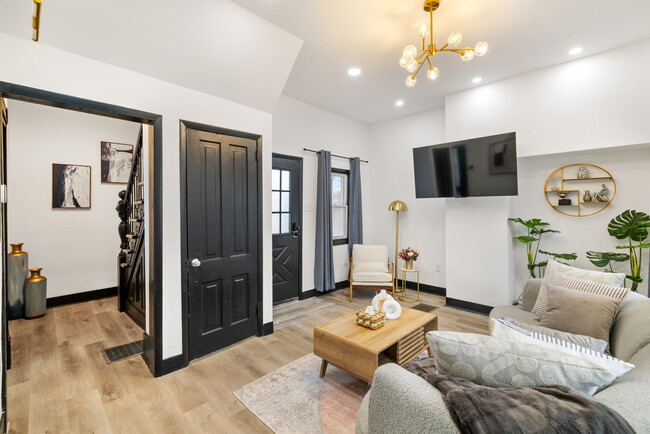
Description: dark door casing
xmin=271 ymin=155 xmax=302 ymax=304
xmin=186 ymin=127 xmax=259 ymax=360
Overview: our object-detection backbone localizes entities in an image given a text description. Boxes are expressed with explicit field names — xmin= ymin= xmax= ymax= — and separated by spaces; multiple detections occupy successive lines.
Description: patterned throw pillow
xmin=426 ymin=330 xmax=634 ymax=396
xmin=534 ymin=271 xmax=629 ymax=320
xmin=531 ymin=260 xmax=626 ymax=318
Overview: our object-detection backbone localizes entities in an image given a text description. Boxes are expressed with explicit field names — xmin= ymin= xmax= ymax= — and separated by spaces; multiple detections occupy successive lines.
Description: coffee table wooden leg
xmin=427 ymin=346 xmax=433 ymax=357
xmin=320 ymin=359 xmax=328 ymax=378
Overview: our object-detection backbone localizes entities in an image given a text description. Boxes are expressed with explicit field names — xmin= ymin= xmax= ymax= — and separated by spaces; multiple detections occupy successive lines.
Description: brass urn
xmin=25 ymin=268 xmax=47 ymax=319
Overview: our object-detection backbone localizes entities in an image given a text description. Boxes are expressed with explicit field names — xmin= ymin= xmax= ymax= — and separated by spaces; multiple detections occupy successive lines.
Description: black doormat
xmin=103 ymin=340 xmax=143 ymax=363
xmin=411 ymin=303 xmax=438 ymax=313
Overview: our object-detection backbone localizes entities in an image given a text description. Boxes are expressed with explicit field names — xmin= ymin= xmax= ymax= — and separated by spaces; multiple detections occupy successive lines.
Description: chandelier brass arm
xmin=399 ymin=0 xmax=488 ymax=87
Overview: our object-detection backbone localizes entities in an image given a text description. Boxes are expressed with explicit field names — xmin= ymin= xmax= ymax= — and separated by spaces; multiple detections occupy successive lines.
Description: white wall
xmin=0 ymin=32 xmax=273 ymax=359
xmin=441 ymin=38 xmax=650 ymax=306
xmin=272 ymin=95 xmax=372 ymax=290
xmin=368 ymin=109 xmax=446 ymax=288
xmin=7 ymin=101 xmax=140 ymax=298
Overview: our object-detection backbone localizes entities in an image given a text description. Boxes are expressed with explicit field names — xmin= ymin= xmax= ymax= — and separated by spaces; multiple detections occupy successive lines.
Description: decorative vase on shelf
xmin=583 ymin=190 xmax=593 ymax=203
xmin=24 ymin=268 xmax=47 ymax=319
xmin=405 ymin=261 xmax=413 ymax=270
xmin=7 ymin=243 xmax=28 ymax=320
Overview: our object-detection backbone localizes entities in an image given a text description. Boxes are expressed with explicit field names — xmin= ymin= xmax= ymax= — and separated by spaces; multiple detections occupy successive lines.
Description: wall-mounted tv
xmin=413 ymin=132 xmax=518 ymax=198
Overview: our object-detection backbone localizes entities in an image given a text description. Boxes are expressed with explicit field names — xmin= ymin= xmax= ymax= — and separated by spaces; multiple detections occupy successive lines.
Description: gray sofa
xmin=356 ymin=279 xmax=650 ymax=433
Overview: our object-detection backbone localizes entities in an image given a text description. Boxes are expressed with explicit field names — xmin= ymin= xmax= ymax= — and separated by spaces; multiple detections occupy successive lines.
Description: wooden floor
xmin=7 ymin=290 xmax=488 ymax=433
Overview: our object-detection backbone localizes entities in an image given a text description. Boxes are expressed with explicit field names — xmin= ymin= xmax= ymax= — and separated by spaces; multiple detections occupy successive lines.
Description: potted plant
xmin=399 ymin=247 xmax=419 ymax=270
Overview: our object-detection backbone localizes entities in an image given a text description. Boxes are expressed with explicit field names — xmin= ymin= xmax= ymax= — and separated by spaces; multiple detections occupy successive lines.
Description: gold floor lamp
xmin=388 ymin=200 xmax=408 ymax=286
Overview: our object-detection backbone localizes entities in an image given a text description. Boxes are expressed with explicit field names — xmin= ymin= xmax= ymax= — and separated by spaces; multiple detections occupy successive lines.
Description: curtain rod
xmin=303 ymin=148 xmax=369 ymax=163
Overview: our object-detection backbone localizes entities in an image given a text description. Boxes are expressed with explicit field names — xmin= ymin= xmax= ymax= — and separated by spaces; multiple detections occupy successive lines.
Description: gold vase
xmin=8 ymin=243 xmax=28 ymax=320
xmin=405 ymin=260 xmax=413 ymax=270
xmin=25 ymin=268 xmax=47 ymax=319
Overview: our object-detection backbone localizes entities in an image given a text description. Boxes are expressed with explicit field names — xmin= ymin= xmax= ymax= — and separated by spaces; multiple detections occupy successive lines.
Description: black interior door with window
xmin=186 ymin=127 xmax=259 ymax=360
xmin=272 ymin=155 xmax=302 ymax=304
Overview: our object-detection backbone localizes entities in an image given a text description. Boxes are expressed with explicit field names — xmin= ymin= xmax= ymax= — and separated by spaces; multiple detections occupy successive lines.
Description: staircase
xmin=117 ymin=129 xmax=146 ymax=330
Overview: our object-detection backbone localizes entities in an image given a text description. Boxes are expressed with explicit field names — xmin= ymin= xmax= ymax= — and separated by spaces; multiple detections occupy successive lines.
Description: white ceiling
xmin=2 ymin=0 xmax=650 ymax=124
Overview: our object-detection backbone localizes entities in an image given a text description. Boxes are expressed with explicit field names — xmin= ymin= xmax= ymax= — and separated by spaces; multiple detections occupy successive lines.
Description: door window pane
xmin=281 ymin=170 xmax=291 ymax=191
xmin=272 ymin=192 xmax=280 ymax=212
xmin=272 ymin=213 xmax=280 ymax=234
xmin=281 ymin=213 xmax=290 ymax=234
xmin=281 ymin=192 xmax=290 ymax=212
xmin=272 ymin=169 xmax=281 ymax=190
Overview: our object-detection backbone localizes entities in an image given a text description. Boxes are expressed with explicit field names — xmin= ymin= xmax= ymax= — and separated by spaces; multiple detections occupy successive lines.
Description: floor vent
xmin=411 ymin=303 xmax=438 ymax=313
xmin=103 ymin=340 xmax=143 ymax=364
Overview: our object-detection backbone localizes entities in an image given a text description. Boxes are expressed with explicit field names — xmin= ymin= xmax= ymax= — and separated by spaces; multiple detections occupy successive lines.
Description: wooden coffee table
xmin=313 ymin=307 xmax=438 ymax=383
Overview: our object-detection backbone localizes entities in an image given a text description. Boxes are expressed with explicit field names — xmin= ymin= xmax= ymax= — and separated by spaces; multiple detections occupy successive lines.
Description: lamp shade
xmin=388 ymin=200 xmax=408 ymax=212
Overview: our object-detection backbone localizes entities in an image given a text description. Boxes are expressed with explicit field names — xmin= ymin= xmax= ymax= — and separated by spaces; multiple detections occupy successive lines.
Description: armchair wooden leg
xmin=349 ymin=284 xmax=353 ymax=302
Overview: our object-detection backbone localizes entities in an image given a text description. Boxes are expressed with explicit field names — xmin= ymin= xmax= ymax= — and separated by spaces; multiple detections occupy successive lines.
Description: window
xmin=272 ymin=168 xmax=291 ymax=235
xmin=332 ymin=169 xmax=349 ymax=245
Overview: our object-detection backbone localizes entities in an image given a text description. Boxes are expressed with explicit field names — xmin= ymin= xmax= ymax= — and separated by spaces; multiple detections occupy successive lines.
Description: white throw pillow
xmin=426 ymin=330 xmax=634 ymax=395
xmin=531 ymin=260 xmax=626 ymax=317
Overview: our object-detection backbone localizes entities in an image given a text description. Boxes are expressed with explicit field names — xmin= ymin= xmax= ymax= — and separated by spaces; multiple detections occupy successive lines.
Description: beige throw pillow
xmin=531 ymin=260 xmax=625 ymax=317
xmin=500 ymin=318 xmax=607 ymax=353
xmin=539 ymin=285 xmax=622 ymax=345
xmin=534 ymin=272 xmax=629 ymax=320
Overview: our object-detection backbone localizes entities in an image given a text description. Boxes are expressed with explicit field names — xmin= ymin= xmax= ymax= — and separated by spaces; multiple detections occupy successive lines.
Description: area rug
xmin=234 ymin=353 xmax=369 ymax=433
xmin=411 ymin=303 xmax=439 ymax=313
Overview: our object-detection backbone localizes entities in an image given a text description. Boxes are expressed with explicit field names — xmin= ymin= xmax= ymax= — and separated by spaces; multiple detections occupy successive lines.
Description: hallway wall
xmin=7 ymin=100 xmax=141 ymax=298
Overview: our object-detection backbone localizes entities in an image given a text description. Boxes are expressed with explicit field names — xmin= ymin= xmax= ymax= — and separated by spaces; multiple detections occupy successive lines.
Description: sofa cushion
xmin=532 ymin=260 xmax=625 ymax=314
xmin=353 ymin=262 xmax=388 ymax=273
xmin=489 ymin=305 xmax=537 ymax=325
xmin=352 ymin=271 xmax=392 ymax=283
xmin=352 ymin=245 xmax=389 ymax=264
xmin=520 ymin=278 xmax=543 ymax=312
xmin=594 ymin=344 xmax=650 ymax=431
xmin=609 ymin=291 xmax=650 ymax=361
xmin=426 ymin=331 xmax=634 ymax=395
xmin=539 ymin=285 xmax=621 ymax=346
xmin=497 ymin=318 xmax=608 ymax=353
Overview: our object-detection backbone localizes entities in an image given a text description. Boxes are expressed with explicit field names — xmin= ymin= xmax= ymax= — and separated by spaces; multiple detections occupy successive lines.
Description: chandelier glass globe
xmin=427 ymin=66 xmax=439 ymax=80
xmin=447 ymin=32 xmax=462 ymax=47
xmin=461 ymin=50 xmax=475 ymax=62
xmin=416 ymin=23 xmax=430 ymax=38
xmin=399 ymin=56 xmax=409 ymax=68
xmin=405 ymin=75 xmax=417 ymax=87
xmin=402 ymin=45 xmax=418 ymax=59
xmin=475 ymin=41 xmax=488 ymax=57
xmin=406 ymin=59 xmax=419 ymax=73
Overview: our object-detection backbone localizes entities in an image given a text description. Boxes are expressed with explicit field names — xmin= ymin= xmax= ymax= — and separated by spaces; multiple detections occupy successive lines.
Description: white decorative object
xmin=364 ymin=305 xmax=375 ymax=315
xmin=383 ymin=298 xmax=402 ymax=320
xmin=371 ymin=290 xmax=393 ymax=312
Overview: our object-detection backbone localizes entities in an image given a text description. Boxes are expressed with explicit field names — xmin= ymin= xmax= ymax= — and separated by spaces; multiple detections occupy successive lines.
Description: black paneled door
xmin=186 ymin=128 xmax=259 ymax=360
xmin=272 ymin=155 xmax=302 ymax=304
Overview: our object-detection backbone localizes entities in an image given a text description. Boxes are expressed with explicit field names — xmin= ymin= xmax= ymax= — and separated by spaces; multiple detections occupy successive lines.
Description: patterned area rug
xmin=234 ymin=353 xmax=369 ymax=433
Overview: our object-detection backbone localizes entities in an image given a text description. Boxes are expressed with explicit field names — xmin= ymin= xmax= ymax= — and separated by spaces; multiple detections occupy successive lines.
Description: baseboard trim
xmin=445 ymin=298 xmax=493 ymax=316
xmin=47 ymin=286 xmax=118 ymax=308
xmin=300 ymin=280 xmax=349 ymax=300
xmin=262 ymin=321 xmax=274 ymax=336
xmin=159 ymin=354 xmax=184 ymax=376
xmin=397 ymin=280 xmax=446 ymax=296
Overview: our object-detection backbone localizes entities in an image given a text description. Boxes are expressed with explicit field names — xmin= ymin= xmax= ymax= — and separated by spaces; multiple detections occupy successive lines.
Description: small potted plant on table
xmin=399 ymin=247 xmax=419 ymax=269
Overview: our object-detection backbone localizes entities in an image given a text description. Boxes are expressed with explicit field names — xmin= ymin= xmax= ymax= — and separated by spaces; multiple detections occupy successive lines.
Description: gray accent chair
xmin=356 ymin=279 xmax=650 ymax=433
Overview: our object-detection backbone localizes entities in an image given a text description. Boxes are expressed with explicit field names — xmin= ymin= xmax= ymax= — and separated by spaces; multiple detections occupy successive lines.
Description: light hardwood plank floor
xmin=7 ymin=291 xmax=488 ymax=433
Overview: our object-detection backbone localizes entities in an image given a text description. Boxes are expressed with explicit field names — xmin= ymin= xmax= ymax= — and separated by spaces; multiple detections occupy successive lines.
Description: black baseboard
xmin=262 ymin=321 xmax=274 ymax=336
xmin=445 ymin=298 xmax=493 ymax=316
xmin=47 ymin=286 xmax=118 ymax=308
xmin=300 ymin=280 xmax=349 ymax=300
xmin=159 ymin=354 xmax=184 ymax=376
xmin=397 ymin=279 xmax=446 ymax=296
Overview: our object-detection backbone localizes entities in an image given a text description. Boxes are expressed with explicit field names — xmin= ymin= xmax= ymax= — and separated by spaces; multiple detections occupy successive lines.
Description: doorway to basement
xmin=0 ymin=82 xmax=164 ymax=431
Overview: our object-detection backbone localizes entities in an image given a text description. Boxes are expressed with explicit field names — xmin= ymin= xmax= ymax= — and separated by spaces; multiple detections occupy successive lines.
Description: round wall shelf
xmin=544 ymin=164 xmax=616 ymax=217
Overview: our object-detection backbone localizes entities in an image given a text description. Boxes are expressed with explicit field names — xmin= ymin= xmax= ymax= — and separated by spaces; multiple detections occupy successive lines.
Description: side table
xmin=399 ymin=268 xmax=420 ymax=302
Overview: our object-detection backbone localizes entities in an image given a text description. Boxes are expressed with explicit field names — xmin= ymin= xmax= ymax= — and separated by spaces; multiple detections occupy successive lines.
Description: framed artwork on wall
xmin=101 ymin=141 xmax=134 ymax=184
xmin=52 ymin=163 xmax=92 ymax=209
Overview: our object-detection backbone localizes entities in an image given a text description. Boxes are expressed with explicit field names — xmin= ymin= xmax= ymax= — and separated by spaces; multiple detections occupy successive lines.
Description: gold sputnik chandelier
xmin=399 ymin=0 xmax=488 ymax=87
xmin=32 ymin=0 xmax=43 ymax=42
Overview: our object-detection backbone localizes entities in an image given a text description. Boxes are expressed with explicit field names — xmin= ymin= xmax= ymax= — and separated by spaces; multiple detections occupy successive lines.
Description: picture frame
xmin=52 ymin=163 xmax=92 ymax=209
xmin=101 ymin=141 xmax=134 ymax=184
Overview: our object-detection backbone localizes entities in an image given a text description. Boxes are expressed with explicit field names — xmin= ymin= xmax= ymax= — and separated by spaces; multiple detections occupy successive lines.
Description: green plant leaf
xmin=508 ymin=218 xmax=550 ymax=229
xmin=539 ymin=250 xmax=577 ymax=260
xmin=586 ymin=251 xmax=629 ymax=267
xmin=536 ymin=260 xmax=548 ymax=268
xmin=607 ymin=210 xmax=650 ymax=242
xmin=626 ymin=275 xmax=643 ymax=283
xmin=513 ymin=236 xmax=538 ymax=244
xmin=531 ymin=228 xmax=561 ymax=235
xmin=615 ymin=243 xmax=650 ymax=250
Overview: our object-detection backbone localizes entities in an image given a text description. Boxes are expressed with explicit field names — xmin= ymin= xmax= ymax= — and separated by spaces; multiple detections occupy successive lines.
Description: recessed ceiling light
xmin=569 ymin=47 xmax=583 ymax=55
xmin=347 ymin=67 xmax=362 ymax=77
xmin=395 ymin=100 xmax=404 ymax=107
xmin=472 ymin=77 xmax=482 ymax=84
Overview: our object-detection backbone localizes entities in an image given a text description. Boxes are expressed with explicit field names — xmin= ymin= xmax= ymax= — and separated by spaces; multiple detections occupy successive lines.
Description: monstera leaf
xmin=508 ymin=218 xmax=550 ymax=229
xmin=539 ymin=250 xmax=577 ymax=261
xmin=607 ymin=210 xmax=650 ymax=241
xmin=586 ymin=251 xmax=629 ymax=268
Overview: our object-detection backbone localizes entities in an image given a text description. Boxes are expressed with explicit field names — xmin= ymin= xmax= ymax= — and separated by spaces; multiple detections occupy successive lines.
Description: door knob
xmin=292 ymin=222 xmax=301 ymax=238
xmin=190 ymin=258 xmax=201 ymax=268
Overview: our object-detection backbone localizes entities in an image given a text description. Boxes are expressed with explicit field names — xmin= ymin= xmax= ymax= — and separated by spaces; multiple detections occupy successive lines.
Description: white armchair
xmin=349 ymin=245 xmax=395 ymax=302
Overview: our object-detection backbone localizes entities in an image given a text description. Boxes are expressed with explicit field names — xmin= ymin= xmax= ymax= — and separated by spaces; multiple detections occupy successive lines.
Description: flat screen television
xmin=413 ymin=132 xmax=518 ymax=198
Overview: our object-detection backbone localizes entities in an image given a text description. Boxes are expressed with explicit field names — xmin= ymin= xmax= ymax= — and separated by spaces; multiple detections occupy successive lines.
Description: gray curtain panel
xmin=348 ymin=157 xmax=363 ymax=256
xmin=315 ymin=150 xmax=335 ymax=292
